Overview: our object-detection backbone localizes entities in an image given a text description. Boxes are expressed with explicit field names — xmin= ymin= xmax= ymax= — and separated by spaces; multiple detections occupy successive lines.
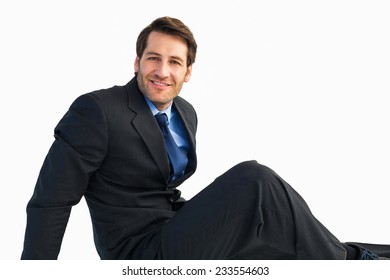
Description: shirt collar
xmin=143 ymin=95 xmax=173 ymax=122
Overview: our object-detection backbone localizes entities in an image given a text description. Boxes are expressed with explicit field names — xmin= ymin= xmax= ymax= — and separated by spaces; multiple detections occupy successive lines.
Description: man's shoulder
xmin=87 ymin=83 xmax=127 ymax=101
xmin=173 ymin=96 xmax=197 ymax=129
xmin=174 ymin=95 xmax=196 ymax=113
xmin=64 ymin=83 xmax=129 ymax=120
xmin=85 ymin=77 xmax=141 ymax=106
xmin=75 ymin=78 xmax=137 ymax=108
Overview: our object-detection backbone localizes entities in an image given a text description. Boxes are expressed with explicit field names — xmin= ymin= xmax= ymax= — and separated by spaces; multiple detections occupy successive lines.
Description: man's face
xmin=134 ymin=31 xmax=192 ymax=111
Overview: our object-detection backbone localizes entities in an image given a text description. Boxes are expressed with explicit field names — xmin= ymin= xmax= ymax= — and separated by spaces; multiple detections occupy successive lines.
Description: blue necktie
xmin=155 ymin=113 xmax=188 ymax=180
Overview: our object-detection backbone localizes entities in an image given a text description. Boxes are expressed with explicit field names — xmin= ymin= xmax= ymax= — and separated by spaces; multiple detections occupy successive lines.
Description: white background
xmin=1 ymin=0 xmax=389 ymax=260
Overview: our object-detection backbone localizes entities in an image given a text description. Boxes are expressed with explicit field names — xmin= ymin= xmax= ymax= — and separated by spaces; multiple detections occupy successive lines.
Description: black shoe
xmin=346 ymin=243 xmax=388 ymax=260
xmin=360 ymin=248 xmax=381 ymax=260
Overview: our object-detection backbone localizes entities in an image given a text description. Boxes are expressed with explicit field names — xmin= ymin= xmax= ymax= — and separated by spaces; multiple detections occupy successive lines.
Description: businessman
xmin=22 ymin=16 xmax=389 ymax=260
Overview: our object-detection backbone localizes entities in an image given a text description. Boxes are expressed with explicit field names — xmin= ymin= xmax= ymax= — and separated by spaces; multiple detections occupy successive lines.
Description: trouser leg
xmin=159 ymin=160 xmax=346 ymax=259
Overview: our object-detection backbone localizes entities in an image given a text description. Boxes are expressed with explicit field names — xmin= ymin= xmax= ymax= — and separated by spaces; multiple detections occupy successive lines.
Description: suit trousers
xmin=157 ymin=161 xmax=346 ymax=259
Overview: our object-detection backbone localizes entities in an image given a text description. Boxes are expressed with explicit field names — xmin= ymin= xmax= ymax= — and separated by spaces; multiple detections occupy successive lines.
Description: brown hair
xmin=136 ymin=17 xmax=197 ymax=67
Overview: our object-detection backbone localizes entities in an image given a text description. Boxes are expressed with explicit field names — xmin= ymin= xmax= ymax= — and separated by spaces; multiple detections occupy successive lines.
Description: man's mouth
xmin=151 ymin=80 xmax=171 ymax=87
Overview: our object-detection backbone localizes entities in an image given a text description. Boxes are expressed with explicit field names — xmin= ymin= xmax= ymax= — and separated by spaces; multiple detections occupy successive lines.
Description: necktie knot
xmin=155 ymin=113 xmax=169 ymax=128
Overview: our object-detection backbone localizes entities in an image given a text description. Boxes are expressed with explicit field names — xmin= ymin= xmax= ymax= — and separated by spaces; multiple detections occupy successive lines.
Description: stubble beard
xmin=136 ymin=73 xmax=182 ymax=110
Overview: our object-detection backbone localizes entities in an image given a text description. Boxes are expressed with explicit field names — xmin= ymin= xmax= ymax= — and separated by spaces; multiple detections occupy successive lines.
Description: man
xmin=22 ymin=17 xmax=389 ymax=260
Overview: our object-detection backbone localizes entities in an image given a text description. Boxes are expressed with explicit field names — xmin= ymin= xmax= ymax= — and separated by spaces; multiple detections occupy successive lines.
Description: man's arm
xmin=21 ymin=93 xmax=108 ymax=259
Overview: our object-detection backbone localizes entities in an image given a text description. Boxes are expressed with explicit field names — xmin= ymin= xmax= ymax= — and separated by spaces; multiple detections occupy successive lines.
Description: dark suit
xmin=22 ymin=76 xmax=345 ymax=260
xmin=22 ymin=77 xmax=390 ymax=260
xmin=22 ymin=77 xmax=197 ymax=259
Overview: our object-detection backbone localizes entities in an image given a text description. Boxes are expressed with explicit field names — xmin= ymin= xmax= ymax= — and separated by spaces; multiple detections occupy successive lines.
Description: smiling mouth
xmin=151 ymin=80 xmax=171 ymax=87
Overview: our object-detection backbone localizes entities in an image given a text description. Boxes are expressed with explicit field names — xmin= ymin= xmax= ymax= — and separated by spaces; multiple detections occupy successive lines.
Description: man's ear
xmin=134 ymin=56 xmax=140 ymax=73
xmin=184 ymin=65 xmax=193 ymax=83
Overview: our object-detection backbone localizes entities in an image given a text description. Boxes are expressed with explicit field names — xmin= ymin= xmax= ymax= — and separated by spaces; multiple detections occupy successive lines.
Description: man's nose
xmin=155 ymin=61 xmax=170 ymax=79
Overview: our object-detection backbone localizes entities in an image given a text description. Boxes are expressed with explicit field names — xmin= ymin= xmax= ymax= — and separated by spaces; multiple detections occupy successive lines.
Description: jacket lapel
xmin=125 ymin=78 xmax=171 ymax=182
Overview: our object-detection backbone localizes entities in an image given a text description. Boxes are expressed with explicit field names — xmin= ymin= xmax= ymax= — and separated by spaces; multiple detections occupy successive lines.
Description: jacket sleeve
xmin=21 ymin=93 xmax=108 ymax=259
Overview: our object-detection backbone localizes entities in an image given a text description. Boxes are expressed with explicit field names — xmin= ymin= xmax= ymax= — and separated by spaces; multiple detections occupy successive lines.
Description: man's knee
xmin=211 ymin=160 xmax=281 ymax=196
xmin=232 ymin=160 xmax=276 ymax=182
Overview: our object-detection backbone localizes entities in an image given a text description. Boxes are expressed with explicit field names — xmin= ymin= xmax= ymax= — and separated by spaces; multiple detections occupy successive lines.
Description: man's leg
xmin=159 ymin=160 xmax=346 ymax=259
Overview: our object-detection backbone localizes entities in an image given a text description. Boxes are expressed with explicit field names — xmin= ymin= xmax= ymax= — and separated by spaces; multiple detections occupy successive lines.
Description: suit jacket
xmin=21 ymin=77 xmax=198 ymax=259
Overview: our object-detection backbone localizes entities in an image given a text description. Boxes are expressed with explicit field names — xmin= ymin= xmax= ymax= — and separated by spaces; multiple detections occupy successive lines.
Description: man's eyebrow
xmin=145 ymin=51 xmax=161 ymax=57
xmin=145 ymin=52 xmax=185 ymax=63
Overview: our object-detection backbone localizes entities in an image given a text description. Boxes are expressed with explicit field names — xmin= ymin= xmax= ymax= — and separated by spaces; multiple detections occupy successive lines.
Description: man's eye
xmin=148 ymin=57 xmax=159 ymax=61
xmin=171 ymin=60 xmax=181 ymax=65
